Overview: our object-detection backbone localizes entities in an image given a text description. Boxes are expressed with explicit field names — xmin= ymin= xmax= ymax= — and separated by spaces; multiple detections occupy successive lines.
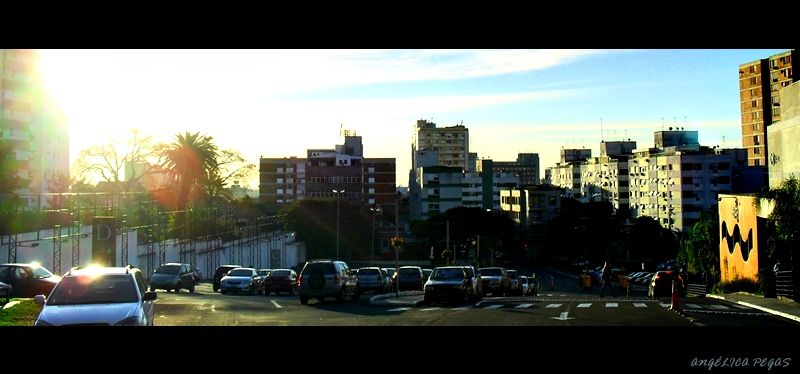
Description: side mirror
xmin=34 ymin=295 xmax=46 ymax=305
xmin=142 ymin=291 xmax=157 ymax=301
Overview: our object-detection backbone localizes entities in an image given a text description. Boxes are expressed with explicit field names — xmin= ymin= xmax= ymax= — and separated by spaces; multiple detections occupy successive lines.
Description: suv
xmin=34 ymin=265 xmax=156 ymax=326
xmin=213 ymin=264 xmax=242 ymax=292
xmin=297 ymin=259 xmax=357 ymax=305
xmin=149 ymin=263 xmax=196 ymax=293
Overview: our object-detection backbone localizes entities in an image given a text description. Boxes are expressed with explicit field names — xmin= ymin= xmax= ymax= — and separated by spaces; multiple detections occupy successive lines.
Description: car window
xmin=48 ymin=275 xmax=138 ymax=305
xmin=13 ymin=267 xmax=28 ymax=280
xmin=31 ymin=266 xmax=54 ymax=279
xmin=228 ymin=269 xmax=253 ymax=277
xmin=134 ymin=272 xmax=146 ymax=295
xmin=0 ymin=266 xmax=11 ymax=280
xmin=271 ymin=270 xmax=291 ymax=277
xmin=156 ymin=265 xmax=181 ymax=274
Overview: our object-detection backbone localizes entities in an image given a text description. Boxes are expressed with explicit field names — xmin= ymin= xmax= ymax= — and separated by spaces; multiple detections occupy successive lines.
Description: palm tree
xmin=162 ymin=131 xmax=219 ymax=211
xmin=756 ymin=176 xmax=800 ymax=271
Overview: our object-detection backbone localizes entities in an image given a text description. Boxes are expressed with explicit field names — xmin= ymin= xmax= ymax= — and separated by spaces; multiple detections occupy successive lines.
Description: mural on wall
xmin=718 ymin=195 xmax=759 ymax=282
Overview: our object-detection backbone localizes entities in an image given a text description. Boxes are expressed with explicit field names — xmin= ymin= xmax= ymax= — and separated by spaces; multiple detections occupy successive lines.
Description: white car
xmin=34 ymin=265 xmax=156 ymax=326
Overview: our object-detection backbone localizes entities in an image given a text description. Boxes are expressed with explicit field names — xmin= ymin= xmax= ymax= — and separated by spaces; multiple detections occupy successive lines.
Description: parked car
xmin=382 ymin=267 xmax=396 ymax=291
xmin=0 ymin=281 xmax=11 ymax=303
xmin=192 ymin=266 xmax=203 ymax=282
xmin=462 ymin=265 xmax=483 ymax=300
xmin=506 ymin=269 xmax=523 ymax=296
xmin=220 ymin=268 xmax=260 ymax=295
xmin=395 ymin=266 xmax=424 ymax=291
xmin=356 ymin=267 xmax=388 ymax=295
xmin=0 ymin=262 xmax=61 ymax=298
xmin=520 ymin=276 xmax=529 ymax=296
xmin=263 ymin=269 xmax=297 ymax=295
xmin=212 ymin=264 xmax=241 ymax=292
xmin=34 ymin=265 xmax=156 ymax=326
xmin=422 ymin=268 xmax=433 ymax=283
xmin=149 ymin=263 xmax=196 ymax=293
xmin=297 ymin=259 xmax=358 ymax=304
xmin=423 ymin=266 xmax=474 ymax=304
xmin=478 ymin=267 xmax=510 ymax=296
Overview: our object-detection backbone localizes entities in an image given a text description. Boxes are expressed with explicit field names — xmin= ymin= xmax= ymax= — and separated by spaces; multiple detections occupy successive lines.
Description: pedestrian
xmin=599 ymin=261 xmax=616 ymax=297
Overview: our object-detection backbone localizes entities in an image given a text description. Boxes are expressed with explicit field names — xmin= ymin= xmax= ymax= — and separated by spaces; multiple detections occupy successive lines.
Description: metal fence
xmin=775 ymin=270 xmax=796 ymax=301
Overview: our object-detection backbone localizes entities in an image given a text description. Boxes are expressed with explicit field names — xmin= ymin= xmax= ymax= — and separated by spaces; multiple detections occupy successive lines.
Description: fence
xmin=775 ymin=270 xmax=796 ymax=301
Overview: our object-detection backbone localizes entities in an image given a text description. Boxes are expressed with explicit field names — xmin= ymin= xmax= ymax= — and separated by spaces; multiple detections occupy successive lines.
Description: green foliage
xmin=711 ymin=277 xmax=761 ymax=295
xmin=282 ymin=199 xmax=372 ymax=261
xmin=677 ymin=210 xmax=720 ymax=275
xmin=0 ymin=299 xmax=43 ymax=326
xmin=542 ymin=199 xmax=627 ymax=264
xmin=756 ymin=176 xmax=800 ymax=265
xmin=628 ymin=216 xmax=679 ymax=265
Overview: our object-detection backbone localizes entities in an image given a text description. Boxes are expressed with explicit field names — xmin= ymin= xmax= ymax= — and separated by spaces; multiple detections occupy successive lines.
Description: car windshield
xmin=155 ymin=265 xmax=180 ymax=274
xmin=228 ymin=270 xmax=253 ymax=277
xmin=47 ymin=275 xmax=138 ymax=305
xmin=399 ymin=268 xmax=418 ymax=275
xmin=358 ymin=269 xmax=380 ymax=276
xmin=258 ymin=270 xmax=270 ymax=276
xmin=432 ymin=268 xmax=464 ymax=280
xmin=305 ymin=262 xmax=336 ymax=274
xmin=271 ymin=270 xmax=290 ymax=277
xmin=479 ymin=268 xmax=502 ymax=276
xmin=31 ymin=266 xmax=53 ymax=279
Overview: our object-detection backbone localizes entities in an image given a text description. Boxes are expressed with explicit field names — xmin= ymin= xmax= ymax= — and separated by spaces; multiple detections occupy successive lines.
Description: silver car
xmin=34 ymin=265 xmax=156 ymax=326
xmin=220 ymin=268 xmax=260 ymax=295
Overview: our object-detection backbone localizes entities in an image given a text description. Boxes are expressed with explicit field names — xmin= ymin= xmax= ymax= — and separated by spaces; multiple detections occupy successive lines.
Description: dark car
xmin=213 ymin=265 xmax=242 ymax=292
xmin=149 ymin=263 xmax=196 ymax=293
xmin=0 ymin=263 xmax=61 ymax=298
xmin=648 ymin=270 xmax=686 ymax=298
xmin=423 ymin=266 xmax=474 ymax=304
xmin=478 ymin=267 xmax=510 ymax=296
xmin=394 ymin=266 xmax=424 ymax=291
xmin=297 ymin=259 xmax=358 ymax=304
xmin=263 ymin=269 xmax=297 ymax=295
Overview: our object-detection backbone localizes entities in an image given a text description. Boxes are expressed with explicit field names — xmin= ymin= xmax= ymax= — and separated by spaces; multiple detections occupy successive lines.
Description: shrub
xmin=711 ymin=277 xmax=762 ymax=295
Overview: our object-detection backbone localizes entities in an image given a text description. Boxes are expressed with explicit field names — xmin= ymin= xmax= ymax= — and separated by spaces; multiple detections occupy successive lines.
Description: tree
xmin=1 ymin=139 xmax=21 ymax=235
xmin=282 ymin=199 xmax=371 ymax=261
xmin=756 ymin=176 xmax=800 ymax=272
xmin=161 ymin=131 xmax=219 ymax=211
xmin=72 ymin=129 xmax=161 ymax=193
xmin=677 ymin=210 xmax=719 ymax=276
xmin=206 ymin=149 xmax=255 ymax=204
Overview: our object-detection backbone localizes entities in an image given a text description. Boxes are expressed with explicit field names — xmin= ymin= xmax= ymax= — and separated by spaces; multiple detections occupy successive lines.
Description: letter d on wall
xmin=92 ymin=216 xmax=118 ymax=266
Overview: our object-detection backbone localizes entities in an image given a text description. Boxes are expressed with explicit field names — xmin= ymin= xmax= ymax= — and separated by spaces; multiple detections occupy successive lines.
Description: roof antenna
xmin=600 ymin=117 xmax=604 ymax=142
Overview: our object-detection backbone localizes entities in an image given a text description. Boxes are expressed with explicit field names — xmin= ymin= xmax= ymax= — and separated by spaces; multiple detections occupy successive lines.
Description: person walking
xmin=599 ymin=261 xmax=616 ymax=297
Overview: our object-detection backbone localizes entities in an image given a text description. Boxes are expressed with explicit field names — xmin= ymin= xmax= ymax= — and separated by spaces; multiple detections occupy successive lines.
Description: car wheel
xmin=300 ymin=295 xmax=309 ymax=305
xmin=213 ymin=284 xmax=219 ymax=292
xmin=335 ymin=288 xmax=345 ymax=302
xmin=189 ymin=283 xmax=195 ymax=293
xmin=166 ymin=289 xmax=172 ymax=293
xmin=174 ymin=285 xmax=180 ymax=293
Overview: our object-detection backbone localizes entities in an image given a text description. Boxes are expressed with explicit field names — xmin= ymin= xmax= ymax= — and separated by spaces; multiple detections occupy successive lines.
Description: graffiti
xmin=721 ymin=221 xmax=753 ymax=262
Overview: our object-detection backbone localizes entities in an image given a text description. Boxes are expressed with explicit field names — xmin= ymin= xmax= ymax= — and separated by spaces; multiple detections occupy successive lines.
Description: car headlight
xmin=35 ymin=319 xmax=53 ymax=326
xmin=115 ymin=316 xmax=143 ymax=326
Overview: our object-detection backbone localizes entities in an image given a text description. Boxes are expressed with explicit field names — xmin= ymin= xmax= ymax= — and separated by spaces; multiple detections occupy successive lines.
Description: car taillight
xmin=297 ymin=275 xmax=303 ymax=286
xmin=334 ymin=274 xmax=341 ymax=284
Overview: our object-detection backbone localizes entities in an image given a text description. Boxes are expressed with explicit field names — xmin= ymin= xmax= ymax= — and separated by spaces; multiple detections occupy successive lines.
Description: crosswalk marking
xmin=633 ymin=303 xmax=647 ymax=308
xmin=731 ymin=304 xmax=750 ymax=310
xmin=545 ymin=303 xmax=562 ymax=308
xmin=685 ymin=303 xmax=702 ymax=309
xmin=660 ymin=303 xmax=671 ymax=308
xmin=605 ymin=303 xmax=618 ymax=308
xmin=708 ymin=304 xmax=731 ymax=310
xmin=387 ymin=307 xmax=410 ymax=312
xmin=453 ymin=306 xmax=472 ymax=311
xmin=421 ymin=307 xmax=441 ymax=311
xmin=484 ymin=304 xmax=503 ymax=310
xmin=270 ymin=300 xmax=282 ymax=309
xmin=545 ymin=294 xmax=554 ymax=297
xmin=577 ymin=303 xmax=592 ymax=308
xmin=514 ymin=304 xmax=533 ymax=309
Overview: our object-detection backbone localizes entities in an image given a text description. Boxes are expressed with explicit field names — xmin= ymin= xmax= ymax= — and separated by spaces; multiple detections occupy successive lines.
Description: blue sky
xmin=37 ymin=49 xmax=788 ymax=188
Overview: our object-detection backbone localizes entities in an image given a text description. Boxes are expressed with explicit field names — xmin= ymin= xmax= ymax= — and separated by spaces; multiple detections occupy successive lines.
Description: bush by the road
xmin=0 ymin=299 xmax=42 ymax=326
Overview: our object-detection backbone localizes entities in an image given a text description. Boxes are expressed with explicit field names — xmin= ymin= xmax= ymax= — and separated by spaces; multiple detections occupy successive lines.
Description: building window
xmin=368 ymin=188 xmax=375 ymax=194
xmin=754 ymin=147 xmax=760 ymax=155
xmin=753 ymin=135 xmax=760 ymax=145
xmin=368 ymin=177 xmax=375 ymax=183
xmin=368 ymin=198 xmax=375 ymax=205
xmin=751 ymin=100 xmax=757 ymax=108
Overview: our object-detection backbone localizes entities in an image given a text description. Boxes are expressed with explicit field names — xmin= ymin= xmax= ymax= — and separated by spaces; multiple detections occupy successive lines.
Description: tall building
xmin=478 ymin=159 xmax=521 ymax=210
xmin=739 ymin=50 xmax=798 ymax=166
xmin=259 ymin=135 xmax=395 ymax=213
xmin=483 ymin=153 xmax=540 ymax=187
xmin=550 ymin=148 xmax=591 ymax=198
xmin=411 ymin=119 xmax=470 ymax=172
xmin=0 ymin=49 xmax=68 ymax=208
xmin=767 ymin=81 xmax=800 ymax=187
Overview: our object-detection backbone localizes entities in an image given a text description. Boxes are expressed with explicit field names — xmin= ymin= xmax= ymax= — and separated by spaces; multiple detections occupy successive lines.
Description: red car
xmin=0 ymin=263 xmax=61 ymax=298
xmin=263 ymin=269 xmax=298 ymax=295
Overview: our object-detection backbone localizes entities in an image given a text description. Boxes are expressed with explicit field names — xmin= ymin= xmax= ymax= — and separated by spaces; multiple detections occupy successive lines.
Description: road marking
xmin=484 ymin=304 xmax=503 ymax=310
xmin=660 ymin=303 xmax=671 ymax=308
xmin=633 ymin=303 xmax=647 ymax=308
xmin=271 ymin=300 xmax=282 ymax=309
xmin=731 ymin=304 xmax=750 ymax=310
xmin=545 ymin=294 xmax=554 ymax=297
xmin=685 ymin=303 xmax=702 ymax=309
xmin=605 ymin=303 xmax=618 ymax=308
xmin=475 ymin=300 xmax=487 ymax=307
xmin=421 ymin=307 xmax=441 ymax=311
xmin=559 ymin=294 xmax=566 ymax=297
xmin=453 ymin=306 xmax=472 ymax=311
xmin=708 ymin=304 xmax=731 ymax=310
xmin=577 ymin=303 xmax=592 ymax=308
xmin=211 ymin=304 xmax=216 ymax=312
xmin=545 ymin=303 xmax=562 ymax=308
xmin=387 ymin=307 xmax=410 ymax=312
xmin=551 ymin=312 xmax=574 ymax=320
xmin=514 ymin=303 xmax=533 ymax=309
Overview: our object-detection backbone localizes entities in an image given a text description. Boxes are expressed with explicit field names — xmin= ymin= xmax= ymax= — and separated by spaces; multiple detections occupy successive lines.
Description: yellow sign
xmin=718 ymin=195 xmax=759 ymax=282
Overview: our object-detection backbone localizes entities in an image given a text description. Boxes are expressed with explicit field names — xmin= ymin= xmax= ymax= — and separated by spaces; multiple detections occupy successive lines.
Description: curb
xmin=368 ymin=291 xmax=425 ymax=306
xmin=707 ymin=294 xmax=800 ymax=323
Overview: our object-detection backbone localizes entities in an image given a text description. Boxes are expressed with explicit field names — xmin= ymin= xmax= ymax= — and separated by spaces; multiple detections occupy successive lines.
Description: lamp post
xmin=332 ymin=189 xmax=345 ymax=260
xmin=370 ymin=206 xmax=382 ymax=265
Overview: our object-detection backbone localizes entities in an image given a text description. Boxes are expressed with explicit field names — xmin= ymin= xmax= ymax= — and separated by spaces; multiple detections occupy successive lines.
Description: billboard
xmin=92 ymin=216 xmax=117 ymax=266
xmin=718 ymin=195 xmax=759 ymax=282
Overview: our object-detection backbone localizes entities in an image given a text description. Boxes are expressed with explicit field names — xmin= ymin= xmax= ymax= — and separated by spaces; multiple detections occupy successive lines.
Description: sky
xmin=35 ymin=49 xmax=788 ymax=188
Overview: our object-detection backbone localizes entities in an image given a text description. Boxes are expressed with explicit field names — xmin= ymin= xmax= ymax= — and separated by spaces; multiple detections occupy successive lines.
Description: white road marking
xmin=387 ymin=307 xmax=410 ymax=312
xmin=731 ymin=304 xmax=750 ymax=310
xmin=514 ymin=304 xmax=533 ymax=309
xmin=660 ymin=303 xmax=671 ymax=308
xmin=685 ymin=303 xmax=702 ymax=309
xmin=546 ymin=294 xmax=554 ymax=297
xmin=545 ymin=303 xmax=562 ymax=308
xmin=421 ymin=307 xmax=441 ymax=311
xmin=633 ymin=303 xmax=647 ymax=308
xmin=559 ymin=294 xmax=566 ymax=297
xmin=551 ymin=312 xmax=574 ymax=320
xmin=577 ymin=303 xmax=592 ymax=308
xmin=271 ymin=300 xmax=282 ymax=309
xmin=484 ymin=305 xmax=503 ymax=310
xmin=708 ymin=304 xmax=731 ymax=310
xmin=211 ymin=304 xmax=216 ymax=312
xmin=453 ymin=306 xmax=472 ymax=311
xmin=605 ymin=303 xmax=618 ymax=308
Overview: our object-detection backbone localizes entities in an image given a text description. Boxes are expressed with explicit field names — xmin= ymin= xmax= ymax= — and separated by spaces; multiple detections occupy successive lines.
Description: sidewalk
xmin=708 ymin=293 xmax=800 ymax=323
xmin=369 ymin=291 xmax=424 ymax=306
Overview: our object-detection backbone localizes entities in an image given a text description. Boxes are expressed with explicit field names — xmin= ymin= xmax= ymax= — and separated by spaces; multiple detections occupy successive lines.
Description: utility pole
xmin=395 ymin=197 xmax=399 ymax=297
xmin=446 ymin=220 xmax=450 ymax=265
xmin=476 ymin=234 xmax=480 ymax=267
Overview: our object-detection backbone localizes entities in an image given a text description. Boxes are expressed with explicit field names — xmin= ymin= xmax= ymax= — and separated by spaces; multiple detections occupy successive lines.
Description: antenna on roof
xmin=600 ymin=117 xmax=604 ymax=142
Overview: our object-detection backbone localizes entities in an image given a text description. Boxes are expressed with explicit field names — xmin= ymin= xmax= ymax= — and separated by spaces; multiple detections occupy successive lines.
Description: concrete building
xmin=500 ymin=185 xmax=563 ymax=228
xmin=579 ymin=141 xmax=636 ymax=211
xmin=259 ymin=135 xmax=395 ymax=212
xmin=550 ymin=149 xmax=591 ymax=199
xmin=478 ymin=159 xmax=520 ymax=210
xmin=0 ymin=49 xmax=69 ymax=208
xmin=481 ymin=153 xmax=540 ymax=187
xmin=739 ymin=50 xmax=798 ymax=166
xmin=628 ymin=130 xmax=754 ymax=231
xmin=414 ymin=166 xmax=464 ymax=220
xmin=767 ymin=81 xmax=800 ymax=187
xmin=411 ymin=119 xmax=470 ymax=172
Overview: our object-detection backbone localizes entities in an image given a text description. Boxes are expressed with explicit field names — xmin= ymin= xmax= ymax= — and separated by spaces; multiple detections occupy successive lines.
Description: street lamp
xmin=370 ymin=206 xmax=382 ymax=264
xmin=332 ymin=189 xmax=345 ymax=260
